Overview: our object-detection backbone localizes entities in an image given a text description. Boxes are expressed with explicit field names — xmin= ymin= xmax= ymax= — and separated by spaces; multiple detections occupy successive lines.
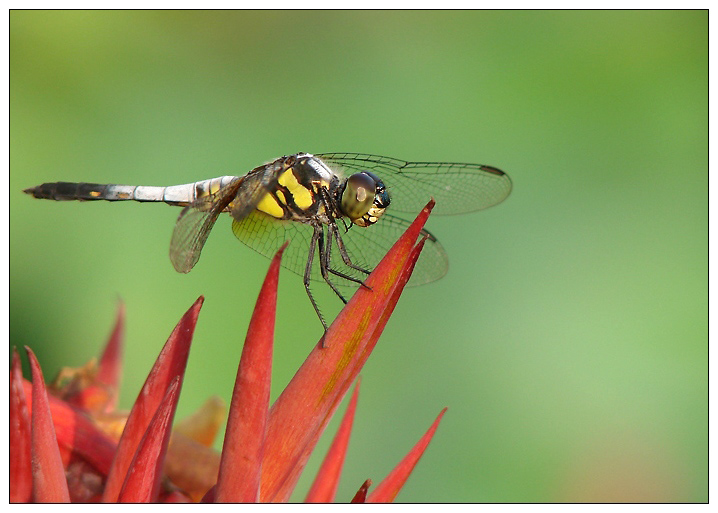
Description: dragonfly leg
xmin=329 ymin=223 xmax=373 ymax=291
xmin=321 ymin=223 xmax=368 ymax=288
xmin=305 ymin=226 xmax=329 ymax=339
xmin=328 ymin=266 xmax=369 ymax=287
xmin=333 ymin=226 xmax=372 ymax=275
xmin=317 ymin=227 xmax=350 ymax=304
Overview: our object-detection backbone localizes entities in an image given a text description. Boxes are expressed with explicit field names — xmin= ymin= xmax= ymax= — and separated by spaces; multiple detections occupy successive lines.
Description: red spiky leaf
xmin=26 ymin=347 xmax=71 ymax=502
xmin=367 ymin=408 xmax=448 ymax=502
xmin=117 ymin=377 xmax=181 ymax=502
xmin=351 ymin=479 xmax=372 ymax=503
xmin=102 ymin=296 xmax=203 ymax=502
xmin=95 ymin=300 xmax=125 ymax=410
xmin=10 ymin=348 xmax=32 ymax=503
xmin=305 ymin=379 xmax=361 ymax=503
xmin=214 ymin=243 xmax=285 ymax=502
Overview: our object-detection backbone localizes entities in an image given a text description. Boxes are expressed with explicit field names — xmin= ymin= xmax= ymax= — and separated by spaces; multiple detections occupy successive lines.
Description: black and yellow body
xmin=24 ymin=152 xmax=511 ymax=334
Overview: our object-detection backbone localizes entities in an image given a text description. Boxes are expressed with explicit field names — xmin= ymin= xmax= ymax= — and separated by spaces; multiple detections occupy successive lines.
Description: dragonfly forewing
xmin=318 ymin=153 xmax=512 ymax=215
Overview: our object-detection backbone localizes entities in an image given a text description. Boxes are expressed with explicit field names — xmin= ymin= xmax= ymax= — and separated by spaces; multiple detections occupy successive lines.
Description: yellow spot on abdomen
xmin=278 ymin=169 xmax=313 ymax=210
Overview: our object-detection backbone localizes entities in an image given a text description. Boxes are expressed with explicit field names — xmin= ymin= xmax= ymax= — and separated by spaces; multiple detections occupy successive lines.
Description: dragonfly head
xmin=340 ymin=171 xmax=391 ymax=227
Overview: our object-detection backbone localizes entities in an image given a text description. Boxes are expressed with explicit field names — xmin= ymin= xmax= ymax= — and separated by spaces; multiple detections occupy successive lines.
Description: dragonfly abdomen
xmin=24 ymin=182 xmax=156 ymax=202
xmin=24 ymin=176 xmax=238 ymax=206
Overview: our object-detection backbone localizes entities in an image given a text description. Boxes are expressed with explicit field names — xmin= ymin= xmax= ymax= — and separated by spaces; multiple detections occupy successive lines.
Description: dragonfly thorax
xmin=253 ymin=154 xmax=340 ymax=223
xmin=295 ymin=154 xmax=391 ymax=228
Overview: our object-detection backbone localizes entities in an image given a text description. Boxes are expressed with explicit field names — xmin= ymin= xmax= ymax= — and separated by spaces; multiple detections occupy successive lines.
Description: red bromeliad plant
xmin=10 ymin=200 xmax=447 ymax=503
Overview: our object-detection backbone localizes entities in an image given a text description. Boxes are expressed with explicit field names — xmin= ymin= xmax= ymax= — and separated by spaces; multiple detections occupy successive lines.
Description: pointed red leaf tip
xmin=25 ymin=347 xmax=71 ymax=503
xmin=367 ymin=408 xmax=448 ymax=503
xmin=380 ymin=232 xmax=429 ymax=333
xmin=117 ymin=377 xmax=182 ymax=502
xmin=103 ymin=296 xmax=204 ymax=502
xmin=305 ymin=379 xmax=361 ymax=503
xmin=96 ymin=299 xmax=125 ymax=410
xmin=10 ymin=348 xmax=32 ymax=503
xmin=260 ymin=200 xmax=435 ymax=502
xmin=350 ymin=479 xmax=372 ymax=503
xmin=62 ymin=300 xmax=125 ymax=413
xmin=214 ymin=243 xmax=286 ymax=503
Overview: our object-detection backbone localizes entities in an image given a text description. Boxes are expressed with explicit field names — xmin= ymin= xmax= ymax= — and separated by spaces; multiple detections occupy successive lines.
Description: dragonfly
xmin=24 ymin=153 xmax=512 ymax=330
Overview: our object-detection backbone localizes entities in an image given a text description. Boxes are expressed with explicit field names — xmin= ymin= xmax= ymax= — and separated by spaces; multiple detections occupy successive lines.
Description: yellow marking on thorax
xmin=278 ymin=168 xmax=314 ymax=210
xmin=256 ymin=193 xmax=285 ymax=218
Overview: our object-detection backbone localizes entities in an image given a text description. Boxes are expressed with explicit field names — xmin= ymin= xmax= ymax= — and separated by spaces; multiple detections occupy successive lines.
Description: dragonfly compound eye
xmin=341 ymin=172 xmax=377 ymax=221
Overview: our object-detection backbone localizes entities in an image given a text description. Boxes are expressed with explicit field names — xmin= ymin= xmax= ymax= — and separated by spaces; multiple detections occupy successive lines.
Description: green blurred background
xmin=10 ymin=10 xmax=706 ymax=502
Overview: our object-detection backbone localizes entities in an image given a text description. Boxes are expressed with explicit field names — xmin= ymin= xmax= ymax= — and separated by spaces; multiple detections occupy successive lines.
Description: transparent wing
xmin=231 ymin=210 xmax=319 ymax=281
xmin=169 ymin=178 xmax=243 ymax=273
xmin=231 ymin=210 xmax=446 ymax=289
xmin=317 ymin=153 xmax=512 ymax=215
